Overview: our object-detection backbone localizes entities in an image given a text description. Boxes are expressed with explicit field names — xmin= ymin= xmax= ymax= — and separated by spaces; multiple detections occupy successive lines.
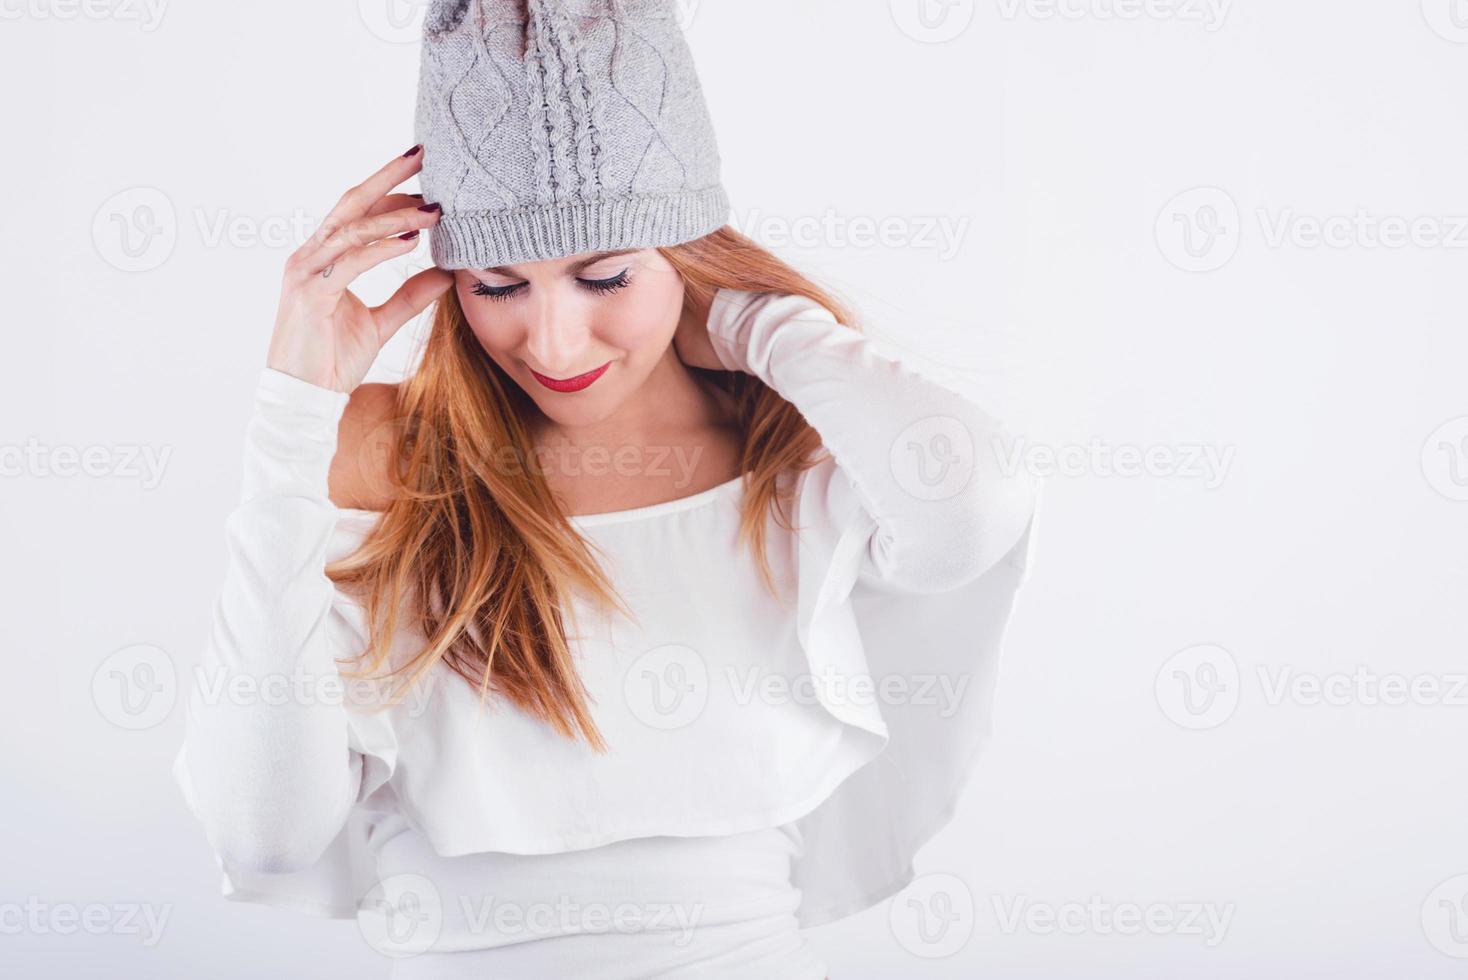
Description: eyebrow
xmin=479 ymin=249 xmax=639 ymax=277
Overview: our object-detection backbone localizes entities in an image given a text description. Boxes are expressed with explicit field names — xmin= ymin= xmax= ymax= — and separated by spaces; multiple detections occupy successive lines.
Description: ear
xmin=671 ymin=292 xmax=726 ymax=372
xmin=677 ymin=280 xmax=713 ymax=332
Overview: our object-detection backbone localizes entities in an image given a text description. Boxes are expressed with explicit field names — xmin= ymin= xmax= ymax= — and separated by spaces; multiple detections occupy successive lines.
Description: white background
xmin=3 ymin=0 xmax=1467 ymax=976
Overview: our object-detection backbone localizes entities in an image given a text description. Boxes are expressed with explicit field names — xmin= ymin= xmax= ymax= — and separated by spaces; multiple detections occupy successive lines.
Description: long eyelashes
xmin=470 ymin=269 xmax=633 ymax=303
xmin=470 ymin=281 xmax=524 ymax=302
xmin=579 ymin=268 xmax=632 ymax=295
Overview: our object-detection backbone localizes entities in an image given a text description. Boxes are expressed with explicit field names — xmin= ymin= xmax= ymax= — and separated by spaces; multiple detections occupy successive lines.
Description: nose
xmin=522 ymin=286 xmax=593 ymax=377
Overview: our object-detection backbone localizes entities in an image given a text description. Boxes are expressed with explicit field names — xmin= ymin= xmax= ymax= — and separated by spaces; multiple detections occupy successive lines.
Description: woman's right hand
xmin=265 ymin=146 xmax=454 ymax=394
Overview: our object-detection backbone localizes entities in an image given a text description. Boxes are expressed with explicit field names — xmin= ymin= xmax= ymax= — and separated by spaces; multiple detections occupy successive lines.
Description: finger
xmin=318 ymin=229 xmax=426 ymax=292
xmin=321 ymin=195 xmax=431 ymax=265
xmin=366 ymin=192 xmax=425 ymax=218
xmin=310 ymin=204 xmax=442 ymax=272
xmin=299 ymin=146 xmax=425 ymax=257
xmin=372 ymin=267 xmax=455 ymax=341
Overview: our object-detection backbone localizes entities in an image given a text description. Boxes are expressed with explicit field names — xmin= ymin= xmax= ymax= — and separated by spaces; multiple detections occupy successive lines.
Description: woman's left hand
xmin=672 ymin=290 xmax=729 ymax=371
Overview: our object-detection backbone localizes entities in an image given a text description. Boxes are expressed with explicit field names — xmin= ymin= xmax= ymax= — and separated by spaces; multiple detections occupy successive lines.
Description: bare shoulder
xmin=327 ymin=381 xmax=401 ymax=512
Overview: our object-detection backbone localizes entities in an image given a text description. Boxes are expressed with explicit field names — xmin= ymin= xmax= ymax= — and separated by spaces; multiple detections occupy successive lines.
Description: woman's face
xmin=452 ymin=248 xmax=686 ymax=430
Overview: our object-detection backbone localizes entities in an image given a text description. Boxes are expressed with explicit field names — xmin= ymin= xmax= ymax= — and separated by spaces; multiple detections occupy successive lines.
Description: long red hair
xmin=326 ymin=226 xmax=860 ymax=751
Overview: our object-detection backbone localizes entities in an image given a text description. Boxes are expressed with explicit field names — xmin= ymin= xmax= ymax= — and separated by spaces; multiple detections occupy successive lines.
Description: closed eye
xmin=579 ymin=268 xmax=632 ymax=294
xmin=471 ymin=280 xmax=526 ymax=301
xmin=470 ymin=268 xmax=633 ymax=302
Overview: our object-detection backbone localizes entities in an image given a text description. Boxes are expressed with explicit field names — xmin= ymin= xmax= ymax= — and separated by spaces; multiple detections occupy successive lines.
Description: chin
xmin=520 ymin=376 xmax=628 ymax=428
xmin=532 ymin=396 xmax=619 ymax=429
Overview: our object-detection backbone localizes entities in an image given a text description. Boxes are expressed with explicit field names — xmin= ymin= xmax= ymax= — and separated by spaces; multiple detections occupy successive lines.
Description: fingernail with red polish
xmin=409 ymin=193 xmax=424 ymax=199
xmin=402 ymin=144 xmax=422 ymax=158
xmin=417 ymin=202 xmax=442 ymax=213
xmin=399 ymin=230 xmax=421 ymax=240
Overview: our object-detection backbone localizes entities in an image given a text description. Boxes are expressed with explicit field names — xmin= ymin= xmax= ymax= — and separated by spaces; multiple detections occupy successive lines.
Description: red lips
xmin=528 ymin=361 xmax=612 ymax=393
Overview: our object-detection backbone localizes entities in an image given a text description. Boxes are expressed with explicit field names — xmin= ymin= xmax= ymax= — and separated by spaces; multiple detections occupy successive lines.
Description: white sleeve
xmin=705 ymin=290 xmax=1039 ymax=595
xmin=174 ymin=367 xmax=367 ymax=875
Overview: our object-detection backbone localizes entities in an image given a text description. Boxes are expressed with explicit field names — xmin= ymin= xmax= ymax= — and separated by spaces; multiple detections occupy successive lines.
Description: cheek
xmin=597 ymin=297 xmax=678 ymax=355
xmin=605 ymin=271 xmax=684 ymax=354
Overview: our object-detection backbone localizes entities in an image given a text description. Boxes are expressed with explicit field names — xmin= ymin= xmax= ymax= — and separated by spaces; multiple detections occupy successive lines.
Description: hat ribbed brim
xmin=429 ymin=185 xmax=730 ymax=270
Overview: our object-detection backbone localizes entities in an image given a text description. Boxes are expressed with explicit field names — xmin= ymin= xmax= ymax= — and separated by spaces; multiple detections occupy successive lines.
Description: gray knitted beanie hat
xmin=412 ymin=0 xmax=730 ymax=270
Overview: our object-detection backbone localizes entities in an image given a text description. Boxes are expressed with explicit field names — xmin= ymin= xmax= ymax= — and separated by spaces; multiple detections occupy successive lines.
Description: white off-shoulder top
xmin=171 ymin=288 xmax=1041 ymax=939
xmin=323 ymin=460 xmax=884 ymax=857
xmin=345 ymin=473 xmax=856 ymax=973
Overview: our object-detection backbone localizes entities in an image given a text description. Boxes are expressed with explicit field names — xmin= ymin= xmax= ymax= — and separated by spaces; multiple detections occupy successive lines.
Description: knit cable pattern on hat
xmin=413 ymin=0 xmax=730 ymax=269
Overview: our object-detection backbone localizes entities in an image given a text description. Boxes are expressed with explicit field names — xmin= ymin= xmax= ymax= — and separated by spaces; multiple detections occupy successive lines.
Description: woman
xmin=173 ymin=2 xmax=1039 ymax=975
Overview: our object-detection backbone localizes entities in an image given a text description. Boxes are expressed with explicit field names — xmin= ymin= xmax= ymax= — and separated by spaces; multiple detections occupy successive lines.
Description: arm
xmin=178 ymin=146 xmax=448 ymax=874
xmin=177 ymin=367 xmax=364 ymax=873
xmin=705 ymin=290 xmax=1038 ymax=594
